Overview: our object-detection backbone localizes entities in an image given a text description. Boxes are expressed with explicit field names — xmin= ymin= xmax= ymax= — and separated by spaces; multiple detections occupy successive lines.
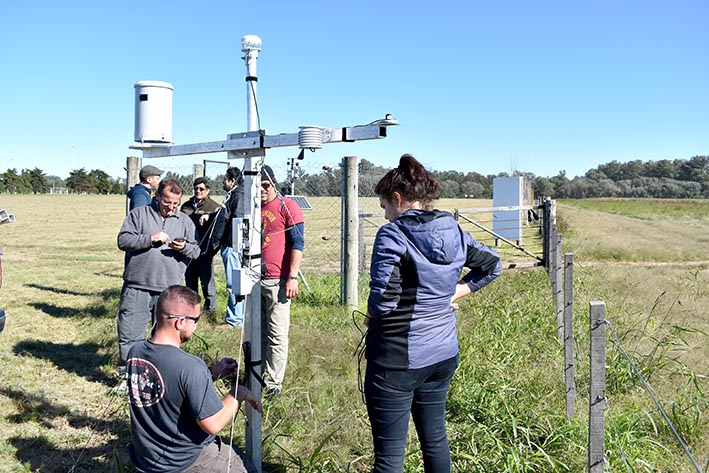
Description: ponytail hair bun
xmin=375 ymin=154 xmax=440 ymax=208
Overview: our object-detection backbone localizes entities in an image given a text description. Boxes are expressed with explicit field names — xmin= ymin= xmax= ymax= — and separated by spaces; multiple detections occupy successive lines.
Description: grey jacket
xmin=118 ymin=201 xmax=200 ymax=292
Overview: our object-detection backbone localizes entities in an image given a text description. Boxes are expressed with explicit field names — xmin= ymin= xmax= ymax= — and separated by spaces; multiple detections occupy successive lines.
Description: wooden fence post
xmin=193 ymin=163 xmax=204 ymax=182
xmin=564 ymin=253 xmax=575 ymax=418
xmin=588 ymin=301 xmax=607 ymax=472
xmin=341 ymin=156 xmax=359 ymax=308
xmin=126 ymin=156 xmax=140 ymax=215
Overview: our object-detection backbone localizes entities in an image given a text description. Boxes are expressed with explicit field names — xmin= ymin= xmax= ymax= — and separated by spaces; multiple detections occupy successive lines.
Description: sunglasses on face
xmin=166 ymin=314 xmax=200 ymax=323
xmin=194 ymin=186 xmax=207 ymax=192
xmin=261 ymin=182 xmax=271 ymax=189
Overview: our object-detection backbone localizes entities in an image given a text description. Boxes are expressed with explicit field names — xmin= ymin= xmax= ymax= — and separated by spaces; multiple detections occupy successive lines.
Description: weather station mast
xmin=130 ymin=34 xmax=398 ymax=472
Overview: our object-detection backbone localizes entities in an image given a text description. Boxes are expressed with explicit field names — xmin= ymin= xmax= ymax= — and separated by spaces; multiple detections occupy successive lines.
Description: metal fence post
xmin=554 ymin=228 xmax=563 ymax=341
xmin=564 ymin=253 xmax=575 ymax=418
xmin=358 ymin=216 xmax=366 ymax=272
xmin=341 ymin=156 xmax=359 ymax=308
xmin=589 ymin=301 xmax=607 ymax=472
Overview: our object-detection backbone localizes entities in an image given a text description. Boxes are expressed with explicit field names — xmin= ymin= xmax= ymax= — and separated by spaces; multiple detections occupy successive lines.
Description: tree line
xmin=1 ymin=155 xmax=707 ymax=199
xmin=296 ymin=155 xmax=709 ymax=199
xmin=0 ymin=168 xmax=123 ymax=194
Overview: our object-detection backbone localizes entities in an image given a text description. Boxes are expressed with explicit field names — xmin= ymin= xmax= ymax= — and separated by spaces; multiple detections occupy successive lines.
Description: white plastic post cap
xmin=241 ymin=35 xmax=262 ymax=52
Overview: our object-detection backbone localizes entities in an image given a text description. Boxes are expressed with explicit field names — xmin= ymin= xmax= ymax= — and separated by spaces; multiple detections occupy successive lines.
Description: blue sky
xmin=1 ymin=0 xmax=707 ymax=180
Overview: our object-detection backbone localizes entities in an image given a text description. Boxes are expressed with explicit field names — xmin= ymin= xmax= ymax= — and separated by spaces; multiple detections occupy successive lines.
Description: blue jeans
xmin=364 ymin=355 xmax=459 ymax=473
xmin=220 ymin=245 xmax=245 ymax=327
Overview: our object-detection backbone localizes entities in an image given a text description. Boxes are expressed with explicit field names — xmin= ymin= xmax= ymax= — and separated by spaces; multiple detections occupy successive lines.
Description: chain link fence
xmin=134 ymin=156 xmax=543 ymax=275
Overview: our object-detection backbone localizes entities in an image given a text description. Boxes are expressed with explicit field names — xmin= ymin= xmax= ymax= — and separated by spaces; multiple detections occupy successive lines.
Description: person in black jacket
xmin=209 ymin=167 xmax=245 ymax=328
xmin=180 ymin=177 xmax=220 ymax=314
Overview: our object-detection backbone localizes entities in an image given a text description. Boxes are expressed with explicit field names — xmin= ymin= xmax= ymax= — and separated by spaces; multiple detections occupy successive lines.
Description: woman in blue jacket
xmin=365 ymin=154 xmax=502 ymax=472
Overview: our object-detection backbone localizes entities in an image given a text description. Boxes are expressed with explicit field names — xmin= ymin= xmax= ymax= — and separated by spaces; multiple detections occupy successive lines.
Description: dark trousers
xmin=117 ymin=285 xmax=160 ymax=367
xmin=364 ymin=355 xmax=459 ymax=473
xmin=185 ymin=253 xmax=217 ymax=312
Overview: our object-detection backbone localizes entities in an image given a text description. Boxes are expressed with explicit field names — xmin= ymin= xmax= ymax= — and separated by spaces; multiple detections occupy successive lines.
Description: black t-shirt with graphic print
xmin=126 ymin=339 xmax=223 ymax=473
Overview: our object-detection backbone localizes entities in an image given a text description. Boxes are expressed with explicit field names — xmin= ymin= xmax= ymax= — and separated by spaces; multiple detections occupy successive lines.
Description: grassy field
xmin=0 ymin=195 xmax=708 ymax=472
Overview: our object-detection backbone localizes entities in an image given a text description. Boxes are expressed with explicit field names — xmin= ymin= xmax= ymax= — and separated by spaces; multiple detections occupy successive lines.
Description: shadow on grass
xmin=2 ymin=387 xmax=131 ymax=472
xmin=30 ymin=301 xmax=118 ymax=318
xmin=26 ymin=284 xmax=96 ymax=297
xmin=2 ymin=386 xmax=288 ymax=473
xmin=13 ymin=340 xmax=112 ymax=384
xmin=26 ymin=284 xmax=121 ymax=298
xmin=26 ymin=286 xmax=120 ymax=319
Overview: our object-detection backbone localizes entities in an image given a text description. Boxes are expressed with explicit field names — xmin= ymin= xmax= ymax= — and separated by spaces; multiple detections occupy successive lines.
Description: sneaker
xmin=216 ymin=322 xmax=242 ymax=331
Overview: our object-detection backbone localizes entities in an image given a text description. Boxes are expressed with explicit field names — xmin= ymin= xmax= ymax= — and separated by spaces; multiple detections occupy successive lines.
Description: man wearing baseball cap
xmin=128 ymin=164 xmax=164 ymax=211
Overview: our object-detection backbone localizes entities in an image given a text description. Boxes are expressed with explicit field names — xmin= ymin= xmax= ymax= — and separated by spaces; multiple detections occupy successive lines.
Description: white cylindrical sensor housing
xmin=134 ymin=81 xmax=174 ymax=143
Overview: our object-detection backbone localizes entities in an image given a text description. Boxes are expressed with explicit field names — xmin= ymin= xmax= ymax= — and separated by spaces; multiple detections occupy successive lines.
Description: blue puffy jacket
xmin=367 ymin=209 xmax=501 ymax=369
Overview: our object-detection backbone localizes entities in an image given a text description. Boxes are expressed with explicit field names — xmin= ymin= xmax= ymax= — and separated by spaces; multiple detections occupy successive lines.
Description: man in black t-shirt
xmin=126 ymin=285 xmax=261 ymax=473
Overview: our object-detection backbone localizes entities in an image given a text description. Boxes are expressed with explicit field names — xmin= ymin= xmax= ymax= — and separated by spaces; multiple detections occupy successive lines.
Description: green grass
xmin=1 ymin=194 xmax=708 ymax=472
xmin=562 ymin=197 xmax=709 ymax=220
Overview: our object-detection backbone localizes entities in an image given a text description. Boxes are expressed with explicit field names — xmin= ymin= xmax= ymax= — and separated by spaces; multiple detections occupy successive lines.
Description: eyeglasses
xmin=194 ymin=186 xmax=207 ymax=192
xmin=166 ymin=314 xmax=200 ymax=323
xmin=261 ymin=182 xmax=271 ymax=189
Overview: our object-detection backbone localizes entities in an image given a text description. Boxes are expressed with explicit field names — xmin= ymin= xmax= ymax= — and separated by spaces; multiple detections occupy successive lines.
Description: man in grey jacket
xmin=117 ymin=178 xmax=201 ymax=380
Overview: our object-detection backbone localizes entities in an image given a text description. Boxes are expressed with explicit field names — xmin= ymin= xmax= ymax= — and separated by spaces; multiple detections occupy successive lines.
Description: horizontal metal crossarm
xmin=131 ymin=123 xmax=390 ymax=158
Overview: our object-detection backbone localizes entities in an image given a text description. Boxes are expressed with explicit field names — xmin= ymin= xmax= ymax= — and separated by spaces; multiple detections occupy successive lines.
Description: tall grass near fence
xmin=0 ymin=195 xmax=708 ymax=471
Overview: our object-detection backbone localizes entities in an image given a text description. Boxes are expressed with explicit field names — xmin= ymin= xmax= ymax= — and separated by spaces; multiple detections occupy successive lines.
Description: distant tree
xmin=549 ymin=171 xmax=570 ymax=198
xmin=358 ymin=159 xmax=387 ymax=197
xmin=89 ymin=169 xmax=113 ymax=194
xmin=110 ymin=177 xmax=125 ymax=194
xmin=460 ymin=181 xmax=486 ymax=198
xmin=645 ymin=159 xmax=676 ymax=179
xmin=46 ymin=175 xmax=65 ymax=189
xmin=1 ymin=168 xmax=31 ymax=193
xmin=439 ymin=179 xmax=460 ymax=198
xmin=66 ymin=168 xmax=94 ymax=193
xmin=533 ymin=176 xmax=555 ymax=199
xmin=26 ymin=168 xmax=49 ymax=194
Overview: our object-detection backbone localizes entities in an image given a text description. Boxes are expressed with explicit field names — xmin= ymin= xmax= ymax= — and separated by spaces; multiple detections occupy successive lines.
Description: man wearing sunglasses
xmin=126 ymin=285 xmax=261 ymax=473
xmin=117 ymin=179 xmax=200 ymax=386
xmin=180 ymin=177 xmax=220 ymax=315
xmin=259 ymin=165 xmax=304 ymax=397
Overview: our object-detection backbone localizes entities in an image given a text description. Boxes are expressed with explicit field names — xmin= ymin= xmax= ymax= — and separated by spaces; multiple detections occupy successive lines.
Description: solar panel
xmin=286 ymin=195 xmax=313 ymax=210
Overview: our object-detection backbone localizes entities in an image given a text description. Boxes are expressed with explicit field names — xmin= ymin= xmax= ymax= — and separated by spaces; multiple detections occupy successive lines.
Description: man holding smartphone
xmin=116 ymin=178 xmax=200 ymax=388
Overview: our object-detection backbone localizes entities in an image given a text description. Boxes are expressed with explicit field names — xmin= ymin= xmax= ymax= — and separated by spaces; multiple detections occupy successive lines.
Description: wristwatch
xmin=288 ymin=276 xmax=297 ymax=280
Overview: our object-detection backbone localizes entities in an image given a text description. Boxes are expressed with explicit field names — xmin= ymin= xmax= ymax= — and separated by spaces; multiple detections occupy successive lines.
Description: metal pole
xmin=243 ymin=35 xmax=260 ymax=133
xmin=240 ymin=34 xmax=263 ymax=473
xmin=554 ymin=228 xmax=563 ymax=342
xmin=564 ymin=253 xmax=575 ymax=418
xmin=588 ymin=301 xmax=606 ymax=473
